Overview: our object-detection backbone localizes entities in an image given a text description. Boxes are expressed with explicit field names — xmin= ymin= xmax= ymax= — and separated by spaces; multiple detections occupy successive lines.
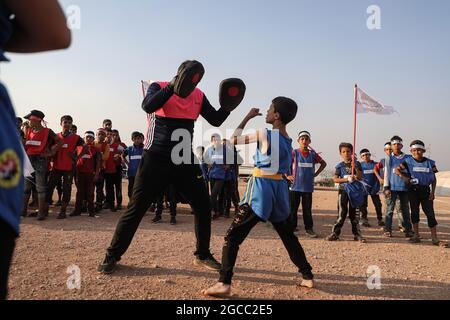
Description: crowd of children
xmin=17 ymin=110 xmax=446 ymax=249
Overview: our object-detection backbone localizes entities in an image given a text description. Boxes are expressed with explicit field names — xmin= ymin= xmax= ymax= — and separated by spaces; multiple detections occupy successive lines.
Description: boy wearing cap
xmin=123 ymin=132 xmax=144 ymax=208
xmin=22 ymin=110 xmax=63 ymax=221
xmin=359 ymin=149 xmax=384 ymax=227
xmin=288 ymin=131 xmax=327 ymax=237
xmin=45 ymin=115 xmax=84 ymax=219
xmin=71 ymin=131 xmax=101 ymax=217
xmin=375 ymin=136 xmax=414 ymax=238
xmin=394 ymin=141 xmax=447 ymax=247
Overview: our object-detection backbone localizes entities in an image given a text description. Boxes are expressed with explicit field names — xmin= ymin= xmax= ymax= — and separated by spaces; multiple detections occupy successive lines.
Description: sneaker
xmin=116 ymin=205 xmax=123 ymax=211
xmin=57 ymin=212 xmax=66 ymax=220
xmin=383 ymin=231 xmax=393 ymax=238
xmin=405 ymin=231 xmax=415 ymax=238
xmin=409 ymin=236 xmax=421 ymax=243
xmin=212 ymin=212 xmax=221 ymax=220
xmin=97 ymin=254 xmax=119 ymax=274
xmin=194 ymin=255 xmax=221 ymax=271
xmin=152 ymin=215 xmax=162 ymax=223
xmin=305 ymin=229 xmax=318 ymax=238
xmin=432 ymin=239 xmax=448 ymax=248
xmin=170 ymin=216 xmax=177 ymax=225
xmin=37 ymin=213 xmax=46 ymax=221
xmin=354 ymin=234 xmax=367 ymax=243
xmin=361 ymin=220 xmax=371 ymax=228
xmin=149 ymin=204 xmax=156 ymax=213
xmin=69 ymin=210 xmax=82 ymax=217
xmin=110 ymin=206 xmax=117 ymax=213
xmin=378 ymin=220 xmax=385 ymax=227
xmin=399 ymin=226 xmax=406 ymax=233
xmin=55 ymin=200 xmax=62 ymax=207
xmin=326 ymin=233 xmax=339 ymax=241
xmin=29 ymin=211 xmax=38 ymax=218
xmin=88 ymin=212 xmax=97 ymax=218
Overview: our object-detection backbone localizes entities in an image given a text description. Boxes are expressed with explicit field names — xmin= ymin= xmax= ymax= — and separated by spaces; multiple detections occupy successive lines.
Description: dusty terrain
xmin=8 ymin=181 xmax=450 ymax=300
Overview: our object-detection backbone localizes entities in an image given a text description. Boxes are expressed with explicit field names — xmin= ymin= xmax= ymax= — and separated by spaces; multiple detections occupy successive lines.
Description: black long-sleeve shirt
xmin=142 ymin=82 xmax=229 ymax=157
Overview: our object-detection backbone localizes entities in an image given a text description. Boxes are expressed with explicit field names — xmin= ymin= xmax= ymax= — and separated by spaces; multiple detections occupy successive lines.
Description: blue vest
xmin=335 ymin=161 xmax=362 ymax=187
xmin=209 ymin=145 xmax=227 ymax=180
xmin=254 ymin=129 xmax=292 ymax=175
xmin=290 ymin=149 xmax=316 ymax=193
xmin=404 ymin=157 xmax=436 ymax=187
xmin=0 ymin=83 xmax=24 ymax=235
xmin=126 ymin=145 xmax=143 ymax=177
xmin=361 ymin=161 xmax=380 ymax=195
xmin=389 ymin=154 xmax=410 ymax=192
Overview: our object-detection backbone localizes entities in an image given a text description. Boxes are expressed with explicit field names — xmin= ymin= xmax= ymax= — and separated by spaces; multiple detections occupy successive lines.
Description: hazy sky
xmin=1 ymin=0 xmax=449 ymax=170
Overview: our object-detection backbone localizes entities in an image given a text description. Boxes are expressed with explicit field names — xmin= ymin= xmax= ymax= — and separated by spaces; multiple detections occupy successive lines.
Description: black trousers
xmin=225 ymin=178 xmax=240 ymax=214
xmin=210 ymin=179 xmax=226 ymax=214
xmin=0 ymin=219 xmax=16 ymax=300
xmin=107 ymin=150 xmax=212 ymax=259
xmin=360 ymin=194 xmax=383 ymax=221
xmin=409 ymin=188 xmax=438 ymax=228
xmin=332 ymin=192 xmax=361 ymax=236
xmin=75 ymin=172 xmax=95 ymax=213
xmin=46 ymin=170 xmax=74 ymax=204
xmin=95 ymin=171 xmax=105 ymax=205
xmin=219 ymin=204 xmax=313 ymax=285
xmin=127 ymin=176 xmax=135 ymax=200
xmin=289 ymin=191 xmax=313 ymax=231
xmin=155 ymin=185 xmax=177 ymax=217
xmin=114 ymin=166 xmax=123 ymax=206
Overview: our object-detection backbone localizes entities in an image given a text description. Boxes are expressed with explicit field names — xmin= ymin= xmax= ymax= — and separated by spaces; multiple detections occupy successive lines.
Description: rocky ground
xmin=8 ymin=181 xmax=450 ymax=300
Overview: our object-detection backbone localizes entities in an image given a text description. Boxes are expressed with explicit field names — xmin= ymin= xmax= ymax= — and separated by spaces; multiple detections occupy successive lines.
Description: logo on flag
xmin=356 ymin=87 xmax=397 ymax=115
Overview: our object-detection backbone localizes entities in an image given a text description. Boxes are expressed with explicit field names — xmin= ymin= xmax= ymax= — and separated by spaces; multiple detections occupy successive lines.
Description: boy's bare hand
xmin=429 ymin=193 xmax=435 ymax=201
xmin=246 ymin=108 xmax=262 ymax=119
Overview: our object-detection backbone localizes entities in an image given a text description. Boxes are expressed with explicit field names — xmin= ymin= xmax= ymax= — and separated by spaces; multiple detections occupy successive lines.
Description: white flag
xmin=356 ymin=87 xmax=397 ymax=115
xmin=141 ymin=80 xmax=153 ymax=97
xmin=21 ymin=145 xmax=34 ymax=178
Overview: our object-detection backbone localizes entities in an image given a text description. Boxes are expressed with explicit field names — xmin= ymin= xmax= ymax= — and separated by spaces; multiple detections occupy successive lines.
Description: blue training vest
xmin=290 ymin=149 xmax=317 ymax=193
xmin=389 ymin=154 xmax=410 ymax=192
xmin=254 ymin=129 xmax=292 ymax=175
xmin=404 ymin=157 xmax=436 ymax=187
xmin=361 ymin=161 xmax=380 ymax=195
xmin=209 ymin=145 xmax=227 ymax=180
xmin=126 ymin=145 xmax=143 ymax=178
xmin=0 ymin=83 xmax=24 ymax=235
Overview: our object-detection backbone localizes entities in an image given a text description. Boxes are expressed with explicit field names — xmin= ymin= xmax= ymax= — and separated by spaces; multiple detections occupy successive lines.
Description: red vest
xmin=25 ymin=128 xmax=50 ymax=156
xmin=53 ymin=133 xmax=80 ymax=171
xmin=76 ymin=144 xmax=99 ymax=174
xmin=154 ymin=81 xmax=204 ymax=120
xmin=104 ymin=142 xmax=119 ymax=173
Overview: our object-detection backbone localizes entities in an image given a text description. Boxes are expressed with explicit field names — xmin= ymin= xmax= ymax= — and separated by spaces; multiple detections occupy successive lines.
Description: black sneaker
xmin=383 ymin=230 xmax=393 ymax=238
xmin=305 ymin=229 xmax=318 ymax=238
xmin=57 ymin=212 xmax=66 ymax=220
xmin=405 ymin=231 xmax=415 ymax=238
xmin=152 ymin=215 xmax=162 ymax=223
xmin=378 ymin=220 xmax=385 ymax=227
xmin=69 ymin=210 xmax=82 ymax=217
xmin=326 ymin=233 xmax=339 ymax=241
xmin=116 ymin=205 xmax=123 ymax=211
xmin=98 ymin=254 xmax=118 ymax=274
xmin=361 ymin=220 xmax=371 ymax=228
xmin=55 ymin=200 xmax=62 ymax=207
xmin=170 ymin=216 xmax=177 ymax=225
xmin=354 ymin=234 xmax=367 ymax=243
xmin=29 ymin=211 xmax=38 ymax=218
xmin=110 ymin=206 xmax=117 ymax=213
xmin=194 ymin=255 xmax=221 ymax=271
xmin=88 ymin=212 xmax=97 ymax=218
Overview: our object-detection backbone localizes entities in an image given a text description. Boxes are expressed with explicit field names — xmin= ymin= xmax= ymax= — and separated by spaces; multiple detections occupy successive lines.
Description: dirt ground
xmin=8 ymin=180 xmax=450 ymax=300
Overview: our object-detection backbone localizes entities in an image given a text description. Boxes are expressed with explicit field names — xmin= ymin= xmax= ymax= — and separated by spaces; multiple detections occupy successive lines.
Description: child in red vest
xmin=71 ymin=131 xmax=101 ymax=217
xmin=94 ymin=128 xmax=110 ymax=212
xmin=22 ymin=110 xmax=63 ymax=221
xmin=45 ymin=115 xmax=84 ymax=219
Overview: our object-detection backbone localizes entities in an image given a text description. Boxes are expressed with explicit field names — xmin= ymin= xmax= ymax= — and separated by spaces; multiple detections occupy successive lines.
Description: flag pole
xmin=140 ymin=80 xmax=146 ymax=98
xmin=352 ymin=84 xmax=358 ymax=177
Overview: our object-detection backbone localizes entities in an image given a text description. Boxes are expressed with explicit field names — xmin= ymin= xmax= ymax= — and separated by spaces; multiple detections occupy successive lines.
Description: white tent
xmin=436 ymin=171 xmax=450 ymax=197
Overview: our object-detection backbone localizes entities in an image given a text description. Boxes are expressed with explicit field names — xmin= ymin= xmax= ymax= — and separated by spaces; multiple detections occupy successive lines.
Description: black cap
xmin=24 ymin=110 xmax=45 ymax=120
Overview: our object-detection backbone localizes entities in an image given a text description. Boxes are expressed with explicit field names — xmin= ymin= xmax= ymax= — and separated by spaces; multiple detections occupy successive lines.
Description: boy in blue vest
xmin=377 ymin=136 xmax=414 ymax=238
xmin=326 ymin=143 xmax=366 ymax=242
xmin=394 ymin=140 xmax=447 ymax=247
xmin=359 ymin=148 xmax=384 ymax=227
xmin=202 ymin=98 xmax=314 ymax=297
xmin=123 ymin=132 xmax=144 ymax=209
xmin=288 ymin=131 xmax=327 ymax=237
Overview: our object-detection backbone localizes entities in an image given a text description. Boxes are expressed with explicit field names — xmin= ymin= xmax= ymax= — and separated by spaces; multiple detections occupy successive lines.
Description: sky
xmin=1 ymin=0 xmax=450 ymax=170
